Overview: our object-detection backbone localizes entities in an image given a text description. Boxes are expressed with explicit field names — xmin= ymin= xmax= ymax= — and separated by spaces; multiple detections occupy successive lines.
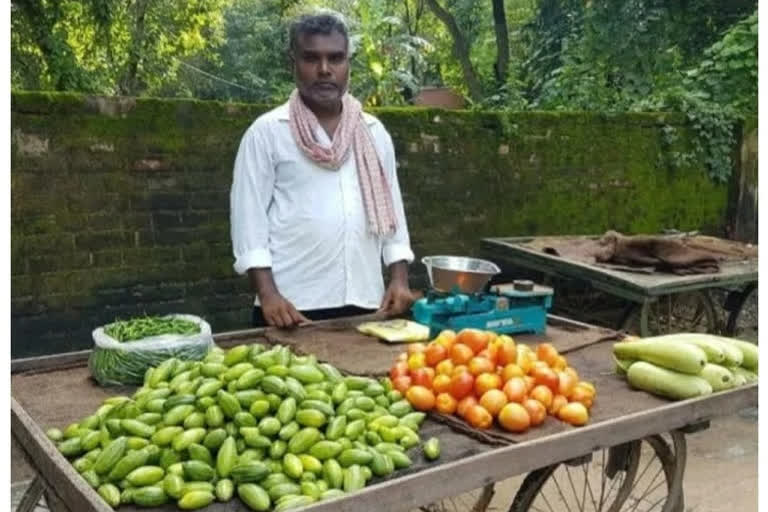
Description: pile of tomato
xmin=388 ymin=329 xmax=596 ymax=432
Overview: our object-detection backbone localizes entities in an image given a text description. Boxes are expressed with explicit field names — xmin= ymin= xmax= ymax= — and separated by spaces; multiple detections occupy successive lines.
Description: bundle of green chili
xmin=88 ymin=314 xmax=214 ymax=386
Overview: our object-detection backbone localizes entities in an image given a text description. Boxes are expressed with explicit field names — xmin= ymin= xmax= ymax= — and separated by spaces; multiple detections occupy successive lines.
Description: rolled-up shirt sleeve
xmin=378 ymin=129 xmax=415 ymax=267
xmin=230 ymin=124 xmax=275 ymax=274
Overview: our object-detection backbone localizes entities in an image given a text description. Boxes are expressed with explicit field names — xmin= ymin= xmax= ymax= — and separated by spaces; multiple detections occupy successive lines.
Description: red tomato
xmin=456 ymin=396 xmax=478 ymax=417
xmin=410 ymin=368 xmax=434 ymax=389
xmin=450 ymin=344 xmax=474 ymax=365
xmin=407 ymin=343 xmax=427 ymax=356
xmin=406 ymin=385 xmax=436 ymax=411
xmin=503 ymin=377 xmax=528 ymax=403
xmin=433 ymin=374 xmax=452 ymax=394
xmin=449 ymin=371 xmax=475 ymax=400
xmin=392 ymin=376 xmax=412 ymax=393
xmin=435 ymin=392 xmax=458 ymax=414
xmin=497 ymin=338 xmax=518 ymax=367
xmin=474 ymin=372 xmax=502 ymax=396
xmin=557 ymin=402 xmax=589 ymax=426
xmin=457 ymin=329 xmax=489 ymax=354
xmin=425 ymin=343 xmax=448 ymax=367
xmin=532 ymin=366 xmax=560 ymax=394
xmin=468 ymin=356 xmax=495 ymax=376
xmin=522 ymin=398 xmax=547 ymax=427
xmin=498 ymin=403 xmax=531 ymax=432
xmin=465 ymin=404 xmax=493 ymax=429
xmin=389 ymin=361 xmax=409 ymax=381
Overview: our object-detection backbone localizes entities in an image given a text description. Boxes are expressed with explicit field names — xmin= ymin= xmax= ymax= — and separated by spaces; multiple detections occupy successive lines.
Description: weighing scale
xmin=411 ymin=256 xmax=553 ymax=337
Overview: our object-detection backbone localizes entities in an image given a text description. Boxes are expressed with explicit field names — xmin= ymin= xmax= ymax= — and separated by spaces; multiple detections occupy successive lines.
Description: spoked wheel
xmin=620 ymin=291 xmax=718 ymax=336
xmin=509 ymin=432 xmax=686 ymax=512
xmin=419 ymin=484 xmax=496 ymax=512
xmin=725 ymin=284 xmax=758 ymax=342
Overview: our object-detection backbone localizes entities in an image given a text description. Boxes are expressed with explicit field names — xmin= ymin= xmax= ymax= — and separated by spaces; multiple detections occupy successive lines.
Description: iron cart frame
xmin=482 ymin=236 xmax=758 ymax=338
xmin=11 ymin=318 xmax=757 ymax=512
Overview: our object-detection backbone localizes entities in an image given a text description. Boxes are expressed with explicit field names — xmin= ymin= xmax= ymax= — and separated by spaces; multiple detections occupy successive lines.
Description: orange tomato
xmin=450 ymin=344 xmax=474 ymax=365
xmin=407 ymin=352 xmax=426 ymax=371
xmin=502 ymin=377 xmax=527 ymax=403
xmin=557 ymin=402 xmax=589 ymax=426
xmin=532 ymin=366 xmax=560 ymax=394
xmin=563 ymin=366 xmax=580 ymax=381
xmin=524 ymin=376 xmax=537 ymax=393
xmin=435 ymin=392 xmax=458 ymax=414
xmin=435 ymin=359 xmax=455 ymax=376
xmin=475 ymin=372 xmax=502 ymax=396
xmin=479 ymin=389 xmax=508 ymax=416
xmin=549 ymin=394 xmax=569 ymax=416
xmin=569 ymin=386 xmax=594 ymax=409
xmin=389 ymin=361 xmax=409 ymax=380
xmin=449 ymin=371 xmax=475 ymax=400
xmin=468 ymin=356 xmax=495 ymax=376
xmin=433 ymin=374 xmax=452 ymax=394
xmin=425 ymin=343 xmax=448 ymax=367
xmin=557 ymin=371 xmax=578 ymax=398
xmin=501 ymin=363 xmax=525 ymax=382
xmin=576 ymin=381 xmax=596 ymax=397
xmin=407 ymin=343 xmax=427 ymax=355
xmin=457 ymin=329 xmax=489 ymax=354
xmin=516 ymin=350 xmax=535 ymax=374
xmin=434 ymin=330 xmax=457 ymax=350
xmin=522 ymin=398 xmax=547 ymax=427
xmin=552 ymin=355 xmax=568 ymax=371
xmin=476 ymin=348 xmax=498 ymax=365
xmin=456 ymin=395 xmax=478 ymax=417
xmin=405 ymin=385 xmax=436 ymax=411
xmin=392 ymin=376 xmax=411 ymax=393
xmin=497 ymin=338 xmax=518 ymax=366
xmin=410 ymin=368 xmax=434 ymax=389
xmin=452 ymin=364 xmax=469 ymax=377
xmin=530 ymin=385 xmax=554 ymax=409
xmin=498 ymin=403 xmax=531 ymax=432
xmin=536 ymin=343 xmax=559 ymax=367
xmin=465 ymin=404 xmax=494 ymax=429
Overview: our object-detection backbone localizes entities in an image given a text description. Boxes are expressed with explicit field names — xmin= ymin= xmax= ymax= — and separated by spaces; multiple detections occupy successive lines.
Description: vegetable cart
xmin=12 ymin=315 xmax=757 ymax=512
xmin=482 ymin=235 xmax=758 ymax=338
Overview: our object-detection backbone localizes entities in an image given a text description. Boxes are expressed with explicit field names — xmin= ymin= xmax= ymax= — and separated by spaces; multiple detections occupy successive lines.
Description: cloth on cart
xmin=537 ymin=231 xmax=747 ymax=275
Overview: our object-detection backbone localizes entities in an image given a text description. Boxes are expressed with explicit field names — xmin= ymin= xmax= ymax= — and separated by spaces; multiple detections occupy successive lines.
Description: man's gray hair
xmin=288 ymin=10 xmax=355 ymax=55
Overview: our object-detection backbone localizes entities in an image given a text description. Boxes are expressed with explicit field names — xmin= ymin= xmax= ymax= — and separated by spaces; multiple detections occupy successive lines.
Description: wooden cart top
xmin=11 ymin=317 xmax=757 ymax=512
xmin=482 ymin=235 xmax=758 ymax=301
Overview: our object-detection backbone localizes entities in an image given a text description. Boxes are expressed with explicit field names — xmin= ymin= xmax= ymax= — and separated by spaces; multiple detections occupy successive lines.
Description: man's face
xmin=293 ymin=31 xmax=349 ymax=111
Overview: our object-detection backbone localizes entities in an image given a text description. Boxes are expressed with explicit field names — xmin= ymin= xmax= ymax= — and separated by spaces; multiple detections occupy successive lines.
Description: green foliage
xmin=10 ymin=0 xmax=757 ymax=182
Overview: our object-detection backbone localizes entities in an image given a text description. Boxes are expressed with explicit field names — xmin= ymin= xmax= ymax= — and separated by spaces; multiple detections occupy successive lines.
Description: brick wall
xmin=11 ymin=92 xmax=736 ymax=357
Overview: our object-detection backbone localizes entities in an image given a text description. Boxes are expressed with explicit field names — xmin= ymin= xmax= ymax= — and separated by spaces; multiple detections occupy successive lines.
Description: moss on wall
xmin=11 ymin=91 xmax=734 ymax=357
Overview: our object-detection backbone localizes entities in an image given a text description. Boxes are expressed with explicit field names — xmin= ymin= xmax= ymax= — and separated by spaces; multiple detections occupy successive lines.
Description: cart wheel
xmin=620 ymin=291 xmax=718 ymax=336
xmin=725 ymin=284 xmax=758 ymax=342
xmin=419 ymin=484 xmax=495 ymax=512
xmin=509 ymin=433 xmax=684 ymax=512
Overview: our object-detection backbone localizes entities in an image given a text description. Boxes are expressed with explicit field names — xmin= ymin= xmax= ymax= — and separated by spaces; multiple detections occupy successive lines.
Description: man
xmin=230 ymin=11 xmax=415 ymax=328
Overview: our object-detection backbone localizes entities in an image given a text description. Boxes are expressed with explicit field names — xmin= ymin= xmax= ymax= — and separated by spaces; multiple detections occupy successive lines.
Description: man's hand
xmin=260 ymin=291 xmax=311 ymax=328
xmin=378 ymin=260 xmax=413 ymax=317
xmin=248 ymin=267 xmax=310 ymax=328
xmin=378 ymin=281 xmax=414 ymax=317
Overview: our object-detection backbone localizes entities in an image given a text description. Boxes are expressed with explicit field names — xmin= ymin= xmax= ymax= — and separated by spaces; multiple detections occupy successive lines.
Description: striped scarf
xmin=288 ymin=89 xmax=397 ymax=237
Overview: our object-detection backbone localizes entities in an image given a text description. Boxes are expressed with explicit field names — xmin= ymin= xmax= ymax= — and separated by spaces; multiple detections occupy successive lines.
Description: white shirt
xmin=230 ymin=102 xmax=415 ymax=311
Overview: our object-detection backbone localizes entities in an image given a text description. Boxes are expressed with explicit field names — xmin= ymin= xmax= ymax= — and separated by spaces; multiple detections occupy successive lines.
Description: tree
xmin=423 ymin=0 xmax=483 ymax=101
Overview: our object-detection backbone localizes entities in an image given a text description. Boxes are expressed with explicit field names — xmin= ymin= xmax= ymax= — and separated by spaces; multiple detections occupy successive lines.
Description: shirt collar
xmin=276 ymin=101 xmax=377 ymax=126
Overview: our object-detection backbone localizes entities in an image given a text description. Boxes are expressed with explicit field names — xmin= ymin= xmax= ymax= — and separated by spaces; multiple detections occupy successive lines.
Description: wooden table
xmin=11 ymin=317 xmax=757 ymax=512
xmin=482 ymin=235 xmax=758 ymax=337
